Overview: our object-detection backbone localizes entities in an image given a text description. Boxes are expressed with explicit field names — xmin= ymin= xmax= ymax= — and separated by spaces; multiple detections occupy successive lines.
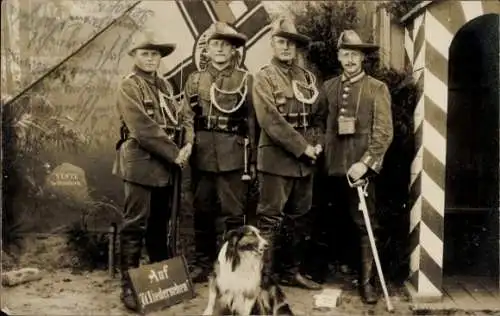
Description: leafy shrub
xmin=378 ymin=0 xmax=425 ymax=23
xmin=1 ymin=92 xmax=88 ymax=257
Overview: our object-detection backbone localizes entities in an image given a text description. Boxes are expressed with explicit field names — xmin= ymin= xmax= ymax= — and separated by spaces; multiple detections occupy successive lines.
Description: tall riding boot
xmin=360 ymin=236 xmax=378 ymax=304
xmin=119 ymin=231 xmax=143 ymax=311
xmin=279 ymin=223 xmax=322 ymax=290
xmin=260 ymin=227 xmax=279 ymax=283
xmin=190 ymin=213 xmax=215 ymax=283
xmin=280 ymin=239 xmax=322 ymax=290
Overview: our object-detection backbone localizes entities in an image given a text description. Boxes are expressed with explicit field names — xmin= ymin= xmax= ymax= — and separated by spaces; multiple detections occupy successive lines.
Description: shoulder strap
xmin=124 ymin=72 xmax=148 ymax=102
xmin=260 ymin=64 xmax=279 ymax=95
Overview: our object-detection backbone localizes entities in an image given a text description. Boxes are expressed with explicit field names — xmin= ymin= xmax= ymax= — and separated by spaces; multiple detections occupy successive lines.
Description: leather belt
xmin=195 ymin=115 xmax=246 ymax=135
xmin=280 ymin=112 xmax=313 ymax=129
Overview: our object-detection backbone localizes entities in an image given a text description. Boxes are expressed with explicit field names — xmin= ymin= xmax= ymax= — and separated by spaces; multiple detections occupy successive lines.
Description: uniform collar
xmin=133 ymin=65 xmax=159 ymax=85
xmin=271 ymin=57 xmax=296 ymax=73
xmin=207 ymin=62 xmax=233 ymax=78
xmin=341 ymin=70 xmax=365 ymax=84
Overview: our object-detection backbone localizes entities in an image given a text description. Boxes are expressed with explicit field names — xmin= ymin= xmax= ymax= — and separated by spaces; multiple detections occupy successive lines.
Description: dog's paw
xmin=202 ymin=308 xmax=212 ymax=316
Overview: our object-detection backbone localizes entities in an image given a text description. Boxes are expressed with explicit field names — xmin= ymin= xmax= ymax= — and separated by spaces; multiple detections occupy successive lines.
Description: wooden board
xmin=412 ymin=276 xmax=500 ymax=313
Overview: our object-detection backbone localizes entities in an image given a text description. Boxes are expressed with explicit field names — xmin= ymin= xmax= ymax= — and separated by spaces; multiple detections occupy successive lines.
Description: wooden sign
xmin=127 ymin=256 xmax=195 ymax=314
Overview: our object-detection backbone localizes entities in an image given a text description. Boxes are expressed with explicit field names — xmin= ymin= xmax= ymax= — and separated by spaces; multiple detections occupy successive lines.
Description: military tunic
xmin=112 ymin=66 xmax=194 ymax=266
xmin=113 ymin=66 xmax=194 ymax=187
xmin=307 ymin=71 xmax=393 ymax=280
xmin=323 ymin=72 xmax=393 ymax=176
xmin=184 ymin=63 xmax=256 ymax=268
xmin=253 ymin=57 xmax=328 ymax=278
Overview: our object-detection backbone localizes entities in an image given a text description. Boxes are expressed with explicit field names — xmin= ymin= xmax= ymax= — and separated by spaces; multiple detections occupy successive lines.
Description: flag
xmin=154 ymin=0 xmax=272 ymax=97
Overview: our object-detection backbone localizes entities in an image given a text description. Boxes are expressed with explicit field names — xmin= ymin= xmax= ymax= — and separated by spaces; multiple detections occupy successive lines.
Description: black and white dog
xmin=202 ymin=225 xmax=294 ymax=316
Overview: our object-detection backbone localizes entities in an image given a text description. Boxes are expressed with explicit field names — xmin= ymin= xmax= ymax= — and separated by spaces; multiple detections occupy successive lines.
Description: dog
xmin=202 ymin=225 xmax=294 ymax=316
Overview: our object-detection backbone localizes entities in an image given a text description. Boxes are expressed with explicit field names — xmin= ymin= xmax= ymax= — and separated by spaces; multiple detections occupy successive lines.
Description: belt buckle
xmin=217 ymin=116 xmax=228 ymax=131
xmin=288 ymin=113 xmax=298 ymax=128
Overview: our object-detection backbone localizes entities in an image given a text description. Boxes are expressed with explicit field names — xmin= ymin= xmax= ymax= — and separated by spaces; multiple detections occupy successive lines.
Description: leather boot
xmin=145 ymin=230 xmax=169 ymax=264
xmin=119 ymin=231 xmax=143 ymax=312
xmin=258 ymin=226 xmax=280 ymax=283
xmin=189 ymin=252 xmax=212 ymax=283
xmin=191 ymin=213 xmax=216 ymax=283
xmin=360 ymin=236 xmax=378 ymax=304
xmin=279 ymin=224 xmax=322 ymax=290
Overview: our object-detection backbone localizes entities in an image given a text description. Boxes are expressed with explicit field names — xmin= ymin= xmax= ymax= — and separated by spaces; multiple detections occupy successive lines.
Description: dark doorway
xmin=444 ymin=13 xmax=499 ymax=286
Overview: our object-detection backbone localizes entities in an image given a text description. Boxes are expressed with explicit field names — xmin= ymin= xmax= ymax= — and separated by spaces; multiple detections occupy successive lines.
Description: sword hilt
xmin=241 ymin=137 xmax=251 ymax=182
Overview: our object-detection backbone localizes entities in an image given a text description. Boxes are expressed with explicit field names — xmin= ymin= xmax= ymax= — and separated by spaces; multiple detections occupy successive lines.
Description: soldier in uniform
xmin=112 ymin=31 xmax=194 ymax=311
xmin=184 ymin=22 xmax=257 ymax=283
xmin=318 ymin=30 xmax=394 ymax=304
xmin=253 ymin=18 xmax=327 ymax=290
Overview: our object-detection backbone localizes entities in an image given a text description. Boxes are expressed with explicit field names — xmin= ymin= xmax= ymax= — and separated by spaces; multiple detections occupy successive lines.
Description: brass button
xmin=342 ymin=93 xmax=349 ymax=99
xmin=340 ymin=108 xmax=347 ymax=113
xmin=344 ymin=86 xmax=350 ymax=92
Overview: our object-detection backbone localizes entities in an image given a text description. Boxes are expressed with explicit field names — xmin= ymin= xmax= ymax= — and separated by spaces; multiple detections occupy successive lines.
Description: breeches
xmin=256 ymin=172 xmax=314 ymax=232
xmin=192 ymin=170 xmax=248 ymax=265
xmin=120 ymin=181 xmax=173 ymax=269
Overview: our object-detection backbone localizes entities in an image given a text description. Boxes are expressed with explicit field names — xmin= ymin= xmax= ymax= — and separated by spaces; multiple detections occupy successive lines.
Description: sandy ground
xmin=1 ymin=236 xmax=496 ymax=316
xmin=3 ymin=268 xmax=413 ymax=316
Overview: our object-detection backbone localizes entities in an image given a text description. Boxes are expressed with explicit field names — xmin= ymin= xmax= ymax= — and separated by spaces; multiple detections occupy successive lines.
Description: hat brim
xmin=209 ymin=33 xmax=247 ymax=48
xmin=273 ymin=31 xmax=311 ymax=46
xmin=128 ymin=43 xmax=176 ymax=57
xmin=339 ymin=43 xmax=379 ymax=53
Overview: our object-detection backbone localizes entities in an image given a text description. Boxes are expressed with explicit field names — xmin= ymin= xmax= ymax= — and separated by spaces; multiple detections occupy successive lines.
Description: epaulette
xmin=259 ymin=64 xmax=272 ymax=72
xmin=123 ymin=72 xmax=137 ymax=80
xmin=258 ymin=64 xmax=275 ymax=78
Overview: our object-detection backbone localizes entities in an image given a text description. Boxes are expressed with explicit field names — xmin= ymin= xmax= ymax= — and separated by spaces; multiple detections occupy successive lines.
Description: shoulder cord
xmin=267 ymin=65 xmax=315 ymax=133
xmin=158 ymin=76 xmax=181 ymax=126
xmin=292 ymin=67 xmax=319 ymax=105
xmin=209 ymin=69 xmax=249 ymax=114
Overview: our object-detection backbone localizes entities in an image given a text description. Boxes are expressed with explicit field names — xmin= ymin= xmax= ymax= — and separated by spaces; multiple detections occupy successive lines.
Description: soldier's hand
xmin=304 ymin=145 xmax=318 ymax=160
xmin=250 ymin=164 xmax=257 ymax=180
xmin=347 ymin=162 xmax=368 ymax=182
xmin=174 ymin=153 xmax=185 ymax=167
xmin=314 ymin=144 xmax=323 ymax=156
xmin=180 ymin=143 xmax=193 ymax=160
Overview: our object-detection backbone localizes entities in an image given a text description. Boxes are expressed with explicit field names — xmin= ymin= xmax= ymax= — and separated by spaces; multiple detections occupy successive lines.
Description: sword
xmin=348 ymin=176 xmax=394 ymax=312
xmin=241 ymin=137 xmax=251 ymax=182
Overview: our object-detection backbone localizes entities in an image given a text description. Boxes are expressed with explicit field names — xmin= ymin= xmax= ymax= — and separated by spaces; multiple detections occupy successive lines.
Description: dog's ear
xmin=224 ymin=229 xmax=239 ymax=243
xmin=224 ymin=229 xmax=241 ymax=271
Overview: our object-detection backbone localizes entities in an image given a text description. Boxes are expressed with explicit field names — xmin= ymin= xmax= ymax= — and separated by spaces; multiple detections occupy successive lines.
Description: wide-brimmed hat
xmin=271 ymin=18 xmax=311 ymax=47
xmin=128 ymin=31 xmax=176 ymax=58
xmin=337 ymin=30 xmax=379 ymax=53
xmin=207 ymin=22 xmax=247 ymax=48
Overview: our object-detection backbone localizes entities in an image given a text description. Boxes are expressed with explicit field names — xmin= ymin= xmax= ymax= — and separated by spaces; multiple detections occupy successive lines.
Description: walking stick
xmin=349 ymin=177 xmax=394 ymax=312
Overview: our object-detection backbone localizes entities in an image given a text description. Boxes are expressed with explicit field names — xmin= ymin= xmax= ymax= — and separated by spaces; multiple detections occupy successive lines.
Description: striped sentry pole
xmin=164 ymin=0 xmax=271 ymax=97
xmin=405 ymin=0 xmax=500 ymax=300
